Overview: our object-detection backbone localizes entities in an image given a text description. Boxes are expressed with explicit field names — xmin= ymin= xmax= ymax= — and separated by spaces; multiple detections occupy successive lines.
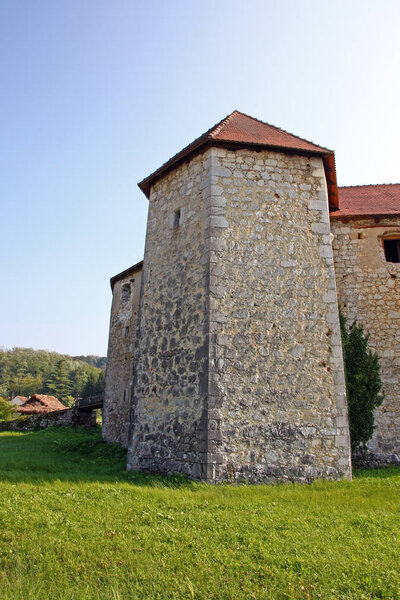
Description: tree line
xmin=0 ymin=348 xmax=106 ymax=407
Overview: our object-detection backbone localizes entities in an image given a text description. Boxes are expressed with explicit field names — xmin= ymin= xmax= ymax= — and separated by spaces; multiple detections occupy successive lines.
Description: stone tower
xmin=126 ymin=111 xmax=352 ymax=483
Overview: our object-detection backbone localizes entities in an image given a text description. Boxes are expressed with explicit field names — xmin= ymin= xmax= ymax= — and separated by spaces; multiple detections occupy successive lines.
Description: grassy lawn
xmin=0 ymin=427 xmax=399 ymax=600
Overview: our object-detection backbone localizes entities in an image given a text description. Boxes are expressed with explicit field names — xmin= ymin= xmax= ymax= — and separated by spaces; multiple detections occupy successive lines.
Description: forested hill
xmin=0 ymin=348 xmax=106 ymax=407
xmin=71 ymin=355 xmax=107 ymax=369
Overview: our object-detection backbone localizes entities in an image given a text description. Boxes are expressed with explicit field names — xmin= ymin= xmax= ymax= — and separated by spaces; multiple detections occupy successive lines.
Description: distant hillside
xmin=0 ymin=348 xmax=106 ymax=407
xmin=71 ymin=355 xmax=107 ymax=370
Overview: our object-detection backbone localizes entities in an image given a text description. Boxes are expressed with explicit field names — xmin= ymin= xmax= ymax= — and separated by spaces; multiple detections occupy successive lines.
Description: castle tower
xmin=127 ymin=111 xmax=352 ymax=483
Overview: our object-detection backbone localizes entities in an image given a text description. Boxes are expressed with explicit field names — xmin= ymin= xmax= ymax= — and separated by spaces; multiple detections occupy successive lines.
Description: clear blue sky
xmin=1 ymin=0 xmax=399 ymax=356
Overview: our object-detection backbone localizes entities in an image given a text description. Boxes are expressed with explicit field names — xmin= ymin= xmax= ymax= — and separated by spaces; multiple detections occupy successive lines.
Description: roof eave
xmin=110 ymin=260 xmax=144 ymax=290
xmin=330 ymin=211 xmax=400 ymax=220
xmin=138 ymin=139 xmax=338 ymax=209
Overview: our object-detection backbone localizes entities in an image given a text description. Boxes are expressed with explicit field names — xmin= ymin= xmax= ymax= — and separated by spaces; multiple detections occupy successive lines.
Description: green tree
xmin=44 ymin=359 xmax=73 ymax=402
xmin=0 ymin=397 xmax=17 ymax=422
xmin=0 ymin=348 xmax=105 ymax=402
xmin=8 ymin=373 xmax=42 ymax=397
xmin=82 ymin=370 xmax=105 ymax=396
xmin=340 ymin=309 xmax=384 ymax=452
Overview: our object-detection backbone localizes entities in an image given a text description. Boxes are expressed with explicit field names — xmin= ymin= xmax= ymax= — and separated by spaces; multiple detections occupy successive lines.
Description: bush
xmin=0 ymin=397 xmax=18 ymax=422
xmin=339 ymin=309 xmax=384 ymax=452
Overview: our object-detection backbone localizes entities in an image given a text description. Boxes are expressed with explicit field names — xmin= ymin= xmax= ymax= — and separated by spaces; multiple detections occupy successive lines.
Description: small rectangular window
xmin=172 ymin=208 xmax=181 ymax=229
xmin=383 ymin=239 xmax=400 ymax=263
xmin=121 ymin=283 xmax=131 ymax=302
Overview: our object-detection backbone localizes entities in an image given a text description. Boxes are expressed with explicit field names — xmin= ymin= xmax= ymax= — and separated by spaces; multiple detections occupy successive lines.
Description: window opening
xmin=383 ymin=238 xmax=400 ymax=263
xmin=172 ymin=208 xmax=181 ymax=229
xmin=121 ymin=283 xmax=131 ymax=302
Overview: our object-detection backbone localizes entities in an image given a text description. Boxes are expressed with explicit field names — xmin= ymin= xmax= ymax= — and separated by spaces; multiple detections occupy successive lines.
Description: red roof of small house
xmin=18 ymin=394 xmax=67 ymax=415
xmin=9 ymin=396 xmax=28 ymax=404
xmin=138 ymin=110 xmax=339 ymax=210
xmin=331 ymin=184 xmax=400 ymax=218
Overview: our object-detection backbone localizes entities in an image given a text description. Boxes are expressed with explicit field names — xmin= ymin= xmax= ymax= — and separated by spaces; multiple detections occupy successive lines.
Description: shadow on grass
xmin=0 ymin=427 xmax=194 ymax=488
xmin=353 ymin=465 xmax=400 ymax=479
xmin=1 ymin=426 xmax=398 ymax=488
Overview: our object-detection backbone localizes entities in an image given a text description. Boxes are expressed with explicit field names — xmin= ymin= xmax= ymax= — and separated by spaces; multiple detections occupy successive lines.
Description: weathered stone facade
xmin=331 ymin=216 xmax=400 ymax=461
xmin=206 ymin=148 xmax=351 ymax=482
xmin=102 ymin=263 xmax=142 ymax=447
xmin=103 ymin=111 xmax=398 ymax=482
xmin=123 ymin=144 xmax=351 ymax=483
xmin=0 ymin=408 xmax=96 ymax=432
xmin=127 ymin=152 xmax=211 ymax=478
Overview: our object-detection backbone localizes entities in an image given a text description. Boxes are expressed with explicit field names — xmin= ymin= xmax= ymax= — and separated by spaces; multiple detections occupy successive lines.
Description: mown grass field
xmin=0 ymin=427 xmax=399 ymax=600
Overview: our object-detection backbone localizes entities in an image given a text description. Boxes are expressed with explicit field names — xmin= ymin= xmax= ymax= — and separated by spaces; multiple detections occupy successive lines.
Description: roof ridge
xmin=138 ymin=110 xmax=337 ymax=199
xmin=209 ymin=110 xmax=240 ymax=138
xmin=339 ymin=183 xmax=400 ymax=189
xmin=217 ymin=110 xmax=333 ymax=153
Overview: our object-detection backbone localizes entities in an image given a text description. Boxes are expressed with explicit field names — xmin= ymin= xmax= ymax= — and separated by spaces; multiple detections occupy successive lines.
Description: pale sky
xmin=1 ymin=0 xmax=399 ymax=356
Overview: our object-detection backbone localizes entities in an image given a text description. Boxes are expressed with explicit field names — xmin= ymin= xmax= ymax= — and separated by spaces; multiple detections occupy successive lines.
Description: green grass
xmin=0 ymin=428 xmax=399 ymax=600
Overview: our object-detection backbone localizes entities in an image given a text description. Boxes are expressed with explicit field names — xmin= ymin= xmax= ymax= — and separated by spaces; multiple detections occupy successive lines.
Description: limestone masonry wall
xmin=126 ymin=146 xmax=352 ymax=483
xmin=127 ymin=151 xmax=212 ymax=478
xmin=332 ymin=216 xmax=400 ymax=461
xmin=103 ymin=267 xmax=142 ymax=447
xmin=206 ymin=148 xmax=351 ymax=482
xmin=0 ymin=408 xmax=96 ymax=432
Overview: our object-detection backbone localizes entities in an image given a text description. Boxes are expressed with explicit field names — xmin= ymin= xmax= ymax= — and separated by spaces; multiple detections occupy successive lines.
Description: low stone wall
xmin=0 ymin=408 xmax=96 ymax=432
xmin=352 ymin=448 xmax=400 ymax=469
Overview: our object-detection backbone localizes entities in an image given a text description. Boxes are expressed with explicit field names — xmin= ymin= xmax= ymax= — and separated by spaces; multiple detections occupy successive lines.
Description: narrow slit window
xmin=121 ymin=283 xmax=131 ymax=302
xmin=172 ymin=208 xmax=181 ymax=229
xmin=383 ymin=238 xmax=400 ymax=263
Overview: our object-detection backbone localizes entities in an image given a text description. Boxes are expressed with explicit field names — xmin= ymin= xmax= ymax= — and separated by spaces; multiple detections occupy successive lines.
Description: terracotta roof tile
xmin=138 ymin=111 xmax=338 ymax=208
xmin=332 ymin=184 xmax=400 ymax=218
xmin=208 ymin=111 xmax=332 ymax=153
xmin=18 ymin=394 xmax=67 ymax=414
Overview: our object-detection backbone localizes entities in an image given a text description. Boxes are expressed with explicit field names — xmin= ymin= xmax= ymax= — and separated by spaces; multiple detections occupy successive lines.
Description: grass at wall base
xmin=1 ymin=427 xmax=400 ymax=600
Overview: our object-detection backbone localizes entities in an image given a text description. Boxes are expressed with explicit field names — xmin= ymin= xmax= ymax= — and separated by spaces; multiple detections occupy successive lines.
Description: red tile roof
xmin=138 ymin=111 xmax=339 ymax=209
xmin=207 ymin=111 xmax=332 ymax=153
xmin=331 ymin=184 xmax=400 ymax=218
xmin=18 ymin=394 xmax=67 ymax=414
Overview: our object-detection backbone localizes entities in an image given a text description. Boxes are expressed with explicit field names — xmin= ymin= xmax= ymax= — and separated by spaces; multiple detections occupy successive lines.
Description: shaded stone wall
xmin=127 ymin=151 xmax=212 ymax=478
xmin=0 ymin=408 xmax=96 ymax=432
xmin=206 ymin=147 xmax=351 ymax=482
xmin=331 ymin=216 xmax=400 ymax=461
xmin=103 ymin=267 xmax=142 ymax=447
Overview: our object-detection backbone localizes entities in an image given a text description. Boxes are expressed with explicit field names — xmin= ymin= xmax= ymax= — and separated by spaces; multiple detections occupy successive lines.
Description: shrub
xmin=339 ymin=309 xmax=384 ymax=452
xmin=0 ymin=397 xmax=18 ymax=422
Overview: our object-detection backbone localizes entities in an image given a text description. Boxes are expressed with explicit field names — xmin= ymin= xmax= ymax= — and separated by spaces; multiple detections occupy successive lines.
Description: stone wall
xmin=127 ymin=146 xmax=352 ymax=483
xmin=331 ymin=216 xmax=400 ymax=462
xmin=206 ymin=147 xmax=351 ymax=482
xmin=127 ymin=151 xmax=211 ymax=478
xmin=103 ymin=266 xmax=142 ymax=447
xmin=0 ymin=408 xmax=96 ymax=432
